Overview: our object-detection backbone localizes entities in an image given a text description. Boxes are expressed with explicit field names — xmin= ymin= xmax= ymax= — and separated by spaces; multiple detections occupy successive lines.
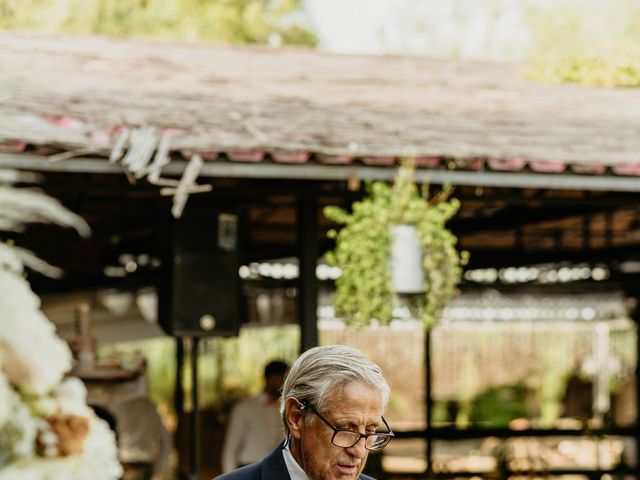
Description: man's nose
xmin=346 ymin=437 xmax=368 ymax=458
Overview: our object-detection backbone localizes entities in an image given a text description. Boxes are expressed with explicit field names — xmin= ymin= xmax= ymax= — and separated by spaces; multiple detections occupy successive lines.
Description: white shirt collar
xmin=282 ymin=441 xmax=310 ymax=480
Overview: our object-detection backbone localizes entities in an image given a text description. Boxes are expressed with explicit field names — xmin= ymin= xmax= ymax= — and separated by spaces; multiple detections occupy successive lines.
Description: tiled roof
xmin=1 ymin=31 xmax=640 ymax=174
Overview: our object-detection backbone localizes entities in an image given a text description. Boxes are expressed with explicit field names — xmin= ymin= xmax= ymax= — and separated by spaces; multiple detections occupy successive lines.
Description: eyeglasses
xmin=300 ymin=400 xmax=394 ymax=451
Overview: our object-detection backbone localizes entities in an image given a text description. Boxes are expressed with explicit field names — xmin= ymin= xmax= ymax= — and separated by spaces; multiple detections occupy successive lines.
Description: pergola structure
xmin=2 ymin=31 xmax=640 ymax=478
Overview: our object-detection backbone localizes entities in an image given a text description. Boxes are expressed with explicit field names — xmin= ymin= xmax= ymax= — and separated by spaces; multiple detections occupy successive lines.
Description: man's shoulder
xmin=214 ymin=457 xmax=377 ymax=480
xmin=214 ymin=462 xmax=261 ymax=480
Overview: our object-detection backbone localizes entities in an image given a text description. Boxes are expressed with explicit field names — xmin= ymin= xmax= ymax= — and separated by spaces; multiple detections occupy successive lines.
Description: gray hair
xmin=279 ymin=344 xmax=390 ymax=433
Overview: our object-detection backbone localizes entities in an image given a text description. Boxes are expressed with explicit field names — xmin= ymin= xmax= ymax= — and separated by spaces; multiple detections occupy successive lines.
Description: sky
xmin=303 ymin=0 xmax=553 ymax=61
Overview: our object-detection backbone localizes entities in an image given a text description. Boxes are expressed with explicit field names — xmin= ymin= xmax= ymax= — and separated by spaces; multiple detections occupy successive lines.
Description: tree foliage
xmin=0 ymin=0 xmax=316 ymax=46
xmin=524 ymin=0 xmax=640 ymax=87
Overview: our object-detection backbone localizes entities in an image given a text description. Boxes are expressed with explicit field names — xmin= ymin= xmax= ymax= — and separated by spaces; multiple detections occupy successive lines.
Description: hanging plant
xmin=323 ymin=161 xmax=468 ymax=329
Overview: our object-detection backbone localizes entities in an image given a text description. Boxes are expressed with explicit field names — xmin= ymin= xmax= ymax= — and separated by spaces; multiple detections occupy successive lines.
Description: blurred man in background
xmin=221 ymin=360 xmax=288 ymax=473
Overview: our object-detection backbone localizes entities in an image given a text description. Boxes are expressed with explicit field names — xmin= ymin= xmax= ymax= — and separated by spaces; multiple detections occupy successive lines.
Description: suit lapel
xmin=260 ymin=441 xmax=290 ymax=479
xmin=258 ymin=442 xmax=373 ymax=480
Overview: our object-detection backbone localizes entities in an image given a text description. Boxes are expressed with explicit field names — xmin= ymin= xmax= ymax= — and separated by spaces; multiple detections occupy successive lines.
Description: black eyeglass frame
xmin=299 ymin=400 xmax=394 ymax=451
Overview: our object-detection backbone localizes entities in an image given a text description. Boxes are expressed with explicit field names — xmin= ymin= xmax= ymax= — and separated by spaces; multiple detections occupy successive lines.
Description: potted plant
xmin=323 ymin=161 xmax=468 ymax=329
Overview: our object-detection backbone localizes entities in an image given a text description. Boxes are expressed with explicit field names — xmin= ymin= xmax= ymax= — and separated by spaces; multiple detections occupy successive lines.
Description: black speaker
xmin=159 ymin=210 xmax=241 ymax=337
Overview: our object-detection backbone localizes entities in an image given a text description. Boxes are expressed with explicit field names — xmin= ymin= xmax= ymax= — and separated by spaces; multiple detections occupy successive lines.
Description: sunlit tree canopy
xmin=524 ymin=0 xmax=640 ymax=87
xmin=0 ymin=0 xmax=316 ymax=46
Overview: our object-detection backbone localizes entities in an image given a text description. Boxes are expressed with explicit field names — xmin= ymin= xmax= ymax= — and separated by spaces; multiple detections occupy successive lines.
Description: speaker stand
xmin=189 ymin=336 xmax=200 ymax=480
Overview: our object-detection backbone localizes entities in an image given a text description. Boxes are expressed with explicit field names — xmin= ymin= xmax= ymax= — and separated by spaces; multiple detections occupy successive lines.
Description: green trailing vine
xmin=323 ymin=162 xmax=468 ymax=329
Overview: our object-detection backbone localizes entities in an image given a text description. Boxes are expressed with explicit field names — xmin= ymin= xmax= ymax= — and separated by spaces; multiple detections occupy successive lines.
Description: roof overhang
xmin=3 ymin=153 xmax=640 ymax=192
xmin=1 ymin=31 xmax=640 ymax=191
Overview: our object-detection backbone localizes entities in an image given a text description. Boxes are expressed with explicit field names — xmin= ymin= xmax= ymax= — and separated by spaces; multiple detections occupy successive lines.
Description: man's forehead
xmin=323 ymin=382 xmax=384 ymax=412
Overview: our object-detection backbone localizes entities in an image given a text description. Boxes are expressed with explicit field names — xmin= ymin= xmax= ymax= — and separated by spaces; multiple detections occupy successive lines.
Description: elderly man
xmin=215 ymin=344 xmax=393 ymax=480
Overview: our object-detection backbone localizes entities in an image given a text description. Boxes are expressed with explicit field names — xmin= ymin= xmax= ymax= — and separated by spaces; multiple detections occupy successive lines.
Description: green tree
xmin=0 ymin=0 xmax=316 ymax=46
xmin=524 ymin=0 xmax=640 ymax=87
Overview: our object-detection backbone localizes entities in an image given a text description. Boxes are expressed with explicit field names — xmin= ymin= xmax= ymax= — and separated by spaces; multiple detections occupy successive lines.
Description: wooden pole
xmin=425 ymin=328 xmax=433 ymax=479
xmin=297 ymin=193 xmax=319 ymax=352
xmin=189 ymin=336 xmax=201 ymax=480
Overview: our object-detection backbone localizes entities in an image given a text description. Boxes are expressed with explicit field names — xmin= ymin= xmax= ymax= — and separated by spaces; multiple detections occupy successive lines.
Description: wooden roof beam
xmin=5 ymin=153 xmax=640 ymax=192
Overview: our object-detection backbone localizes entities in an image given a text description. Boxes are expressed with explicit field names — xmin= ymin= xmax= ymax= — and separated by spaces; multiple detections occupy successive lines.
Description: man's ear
xmin=284 ymin=398 xmax=305 ymax=440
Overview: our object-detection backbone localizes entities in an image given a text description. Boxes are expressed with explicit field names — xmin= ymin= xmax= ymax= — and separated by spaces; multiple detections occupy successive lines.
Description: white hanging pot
xmin=390 ymin=224 xmax=425 ymax=294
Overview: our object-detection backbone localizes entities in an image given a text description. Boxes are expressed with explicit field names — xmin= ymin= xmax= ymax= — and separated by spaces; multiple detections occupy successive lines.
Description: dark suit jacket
xmin=214 ymin=442 xmax=376 ymax=480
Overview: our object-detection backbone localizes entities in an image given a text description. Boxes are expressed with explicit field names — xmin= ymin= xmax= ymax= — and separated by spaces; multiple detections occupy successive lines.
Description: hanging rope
xmin=108 ymin=127 xmax=212 ymax=218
